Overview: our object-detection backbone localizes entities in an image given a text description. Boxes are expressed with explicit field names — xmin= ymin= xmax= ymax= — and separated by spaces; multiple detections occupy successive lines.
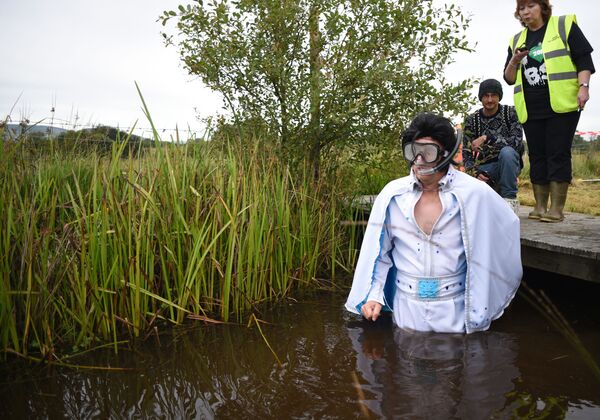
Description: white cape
xmin=345 ymin=168 xmax=522 ymax=333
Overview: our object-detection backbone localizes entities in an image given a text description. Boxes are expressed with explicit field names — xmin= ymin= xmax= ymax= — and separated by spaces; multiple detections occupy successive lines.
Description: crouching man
xmin=463 ymin=79 xmax=524 ymax=214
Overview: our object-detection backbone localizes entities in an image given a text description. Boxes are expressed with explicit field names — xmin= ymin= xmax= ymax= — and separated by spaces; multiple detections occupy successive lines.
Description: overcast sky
xmin=1 ymin=0 xmax=599 ymax=140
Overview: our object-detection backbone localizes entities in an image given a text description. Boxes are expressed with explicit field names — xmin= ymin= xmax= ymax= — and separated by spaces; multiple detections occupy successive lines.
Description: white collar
xmin=409 ymin=165 xmax=457 ymax=192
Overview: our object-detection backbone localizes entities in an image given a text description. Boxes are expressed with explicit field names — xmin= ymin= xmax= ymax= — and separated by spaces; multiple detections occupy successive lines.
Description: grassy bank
xmin=0 ymin=136 xmax=358 ymax=358
xmin=518 ymin=150 xmax=600 ymax=215
xmin=518 ymin=180 xmax=600 ymax=215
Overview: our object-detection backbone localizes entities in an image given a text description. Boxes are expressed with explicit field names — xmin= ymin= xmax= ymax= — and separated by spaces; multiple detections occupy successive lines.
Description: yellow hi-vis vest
xmin=510 ymin=15 xmax=579 ymax=123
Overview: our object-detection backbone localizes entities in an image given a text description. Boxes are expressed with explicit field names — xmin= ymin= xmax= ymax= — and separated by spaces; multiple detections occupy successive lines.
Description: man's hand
xmin=361 ymin=300 xmax=383 ymax=321
xmin=472 ymin=135 xmax=487 ymax=154
xmin=472 ymin=135 xmax=487 ymax=161
xmin=476 ymin=172 xmax=490 ymax=182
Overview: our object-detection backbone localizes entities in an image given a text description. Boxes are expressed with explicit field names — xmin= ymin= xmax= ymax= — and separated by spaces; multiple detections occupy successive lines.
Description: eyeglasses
xmin=403 ymin=142 xmax=448 ymax=164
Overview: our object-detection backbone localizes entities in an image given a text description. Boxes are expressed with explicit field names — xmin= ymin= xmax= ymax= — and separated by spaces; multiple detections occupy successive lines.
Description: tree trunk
xmin=308 ymin=3 xmax=322 ymax=179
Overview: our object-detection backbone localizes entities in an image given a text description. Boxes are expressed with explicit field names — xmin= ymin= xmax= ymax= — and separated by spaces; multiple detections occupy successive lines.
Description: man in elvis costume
xmin=346 ymin=113 xmax=522 ymax=333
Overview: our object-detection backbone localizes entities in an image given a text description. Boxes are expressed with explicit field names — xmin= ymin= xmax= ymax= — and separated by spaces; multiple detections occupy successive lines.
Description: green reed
xmin=0 ymin=133 xmax=357 ymax=358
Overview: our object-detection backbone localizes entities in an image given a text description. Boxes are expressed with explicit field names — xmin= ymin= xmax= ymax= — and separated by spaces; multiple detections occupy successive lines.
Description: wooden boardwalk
xmin=519 ymin=206 xmax=599 ymax=283
xmin=355 ymin=197 xmax=600 ymax=283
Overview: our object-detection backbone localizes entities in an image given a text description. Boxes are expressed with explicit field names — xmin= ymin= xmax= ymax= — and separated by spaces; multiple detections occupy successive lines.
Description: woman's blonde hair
xmin=514 ymin=0 xmax=553 ymax=27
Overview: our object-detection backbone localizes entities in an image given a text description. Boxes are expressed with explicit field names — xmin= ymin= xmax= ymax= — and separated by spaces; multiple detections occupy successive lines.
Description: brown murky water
xmin=1 ymin=268 xmax=599 ymax=419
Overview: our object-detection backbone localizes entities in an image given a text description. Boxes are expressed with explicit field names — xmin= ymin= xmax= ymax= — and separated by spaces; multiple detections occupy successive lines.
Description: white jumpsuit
xmin=366 ymin=169 xmax=467 ymax=332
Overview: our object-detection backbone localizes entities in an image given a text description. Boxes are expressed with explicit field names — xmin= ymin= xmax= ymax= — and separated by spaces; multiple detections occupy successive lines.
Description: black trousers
xmin=522 ymin=111 xmax=580 ymax=184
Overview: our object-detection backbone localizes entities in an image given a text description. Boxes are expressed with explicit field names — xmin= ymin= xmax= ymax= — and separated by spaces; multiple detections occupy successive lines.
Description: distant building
xmin=575 ymin=130 xmax=600 ymax=140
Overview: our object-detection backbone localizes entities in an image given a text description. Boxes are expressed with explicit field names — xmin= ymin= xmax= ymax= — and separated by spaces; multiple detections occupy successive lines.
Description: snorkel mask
xmin=403 ymin=129 xmax=462 ymax=176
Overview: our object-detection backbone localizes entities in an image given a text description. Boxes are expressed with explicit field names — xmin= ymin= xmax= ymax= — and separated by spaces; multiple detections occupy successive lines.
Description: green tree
xmin=572 ymin=133 xmax=585 ymax=148
xmin=160 ymin=0 xmax=475 ymax=175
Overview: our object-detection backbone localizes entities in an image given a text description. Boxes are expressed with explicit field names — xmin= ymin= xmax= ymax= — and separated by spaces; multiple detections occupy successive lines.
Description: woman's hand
xmin=512 ymin=48 xmax=529 ymax=63
xmin=504 ymin=49 xmax=529 ymax=84
xmin=578 ymin=86 xmax=590 ymax=110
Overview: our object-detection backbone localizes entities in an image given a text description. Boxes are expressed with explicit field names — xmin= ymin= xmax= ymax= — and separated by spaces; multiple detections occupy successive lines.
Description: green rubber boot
xmin=540 ymin=181 xmax=569 ymax=223
xmin=528 ymin=183 xmax=550 ymax=220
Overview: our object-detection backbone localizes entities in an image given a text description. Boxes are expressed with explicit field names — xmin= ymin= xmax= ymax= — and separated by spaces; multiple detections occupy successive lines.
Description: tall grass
xmin=517 ymin=149 xmax=600 ymax=215
xmin=0 ymin=134 xmax=357 ymax=358
xmin=518 ymin=148 xmax=600 ymax=181
xmin=571 ymin=149 xmax=600 ymax=179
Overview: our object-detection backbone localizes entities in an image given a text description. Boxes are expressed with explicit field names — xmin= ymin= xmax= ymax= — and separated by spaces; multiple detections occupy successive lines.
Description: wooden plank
xmin=521 ymin=245 xmax=599 ymax=282
xmin=519 ymin=206 xmax=600 ymax=283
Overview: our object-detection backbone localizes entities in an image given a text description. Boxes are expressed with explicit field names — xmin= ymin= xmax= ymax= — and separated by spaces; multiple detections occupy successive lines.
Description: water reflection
xmin=347 ymin=316 xmax=519 ymax=418
xmin=1 ymin=300 xmax=364 ymax=419
xmin=1 ymin=285 xmax=599 ymax=418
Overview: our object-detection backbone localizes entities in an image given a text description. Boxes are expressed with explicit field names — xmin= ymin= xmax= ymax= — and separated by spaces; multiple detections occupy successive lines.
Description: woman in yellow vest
xmin=503 ymin=0 xmax=594 ymax=222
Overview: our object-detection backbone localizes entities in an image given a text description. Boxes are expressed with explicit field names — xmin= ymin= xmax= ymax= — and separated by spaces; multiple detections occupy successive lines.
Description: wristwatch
xmin=580 ymin=82 xmax=590 ymax=88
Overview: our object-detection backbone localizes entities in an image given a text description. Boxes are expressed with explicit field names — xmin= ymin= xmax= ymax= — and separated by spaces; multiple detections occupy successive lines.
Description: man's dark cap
xmin=478 ymin=79 xmax=503 ymax=101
